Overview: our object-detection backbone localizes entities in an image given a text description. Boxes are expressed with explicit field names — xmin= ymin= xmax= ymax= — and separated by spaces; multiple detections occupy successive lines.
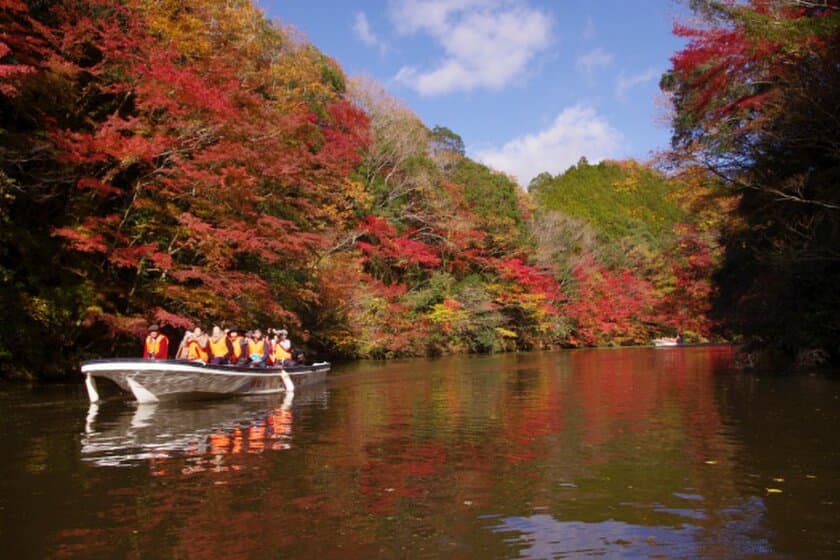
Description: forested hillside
xmin=530 ymin=158 xmax=685 ymax=244
xmin=0 ymin=0 xmax=729 ymax=378
xmin=528 ymin=158 xmax=726 ymax=347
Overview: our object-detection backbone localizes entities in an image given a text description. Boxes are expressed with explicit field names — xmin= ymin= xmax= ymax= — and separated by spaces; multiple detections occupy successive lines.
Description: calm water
xmin=1 ymin=346 xmax=839 ymax=559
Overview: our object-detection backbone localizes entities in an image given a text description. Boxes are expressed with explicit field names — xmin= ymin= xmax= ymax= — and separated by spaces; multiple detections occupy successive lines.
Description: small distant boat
xmin=652 ymin=337 xmax=682 ymax=347
xmin=81 ymin=358 xmax=329 ymax=404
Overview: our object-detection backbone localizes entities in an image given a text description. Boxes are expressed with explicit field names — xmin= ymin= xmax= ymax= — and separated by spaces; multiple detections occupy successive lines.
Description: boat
xmin=652 ymin=337 xmax=681 ymax=347
xmin=81 ymin=358 xmax=330 ymax=404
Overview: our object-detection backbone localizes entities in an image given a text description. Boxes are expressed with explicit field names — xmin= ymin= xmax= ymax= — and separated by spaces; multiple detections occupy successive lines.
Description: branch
xmin=700 ymin=159 xmax=840 ymax=211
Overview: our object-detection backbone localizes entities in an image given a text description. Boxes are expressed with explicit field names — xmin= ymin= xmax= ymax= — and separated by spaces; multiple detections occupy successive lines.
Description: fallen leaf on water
xmin=766 ymin=488 xmax=783 ymax=494
xmin=704 ymin=460 xmax=718 ymax=465
xmin=772 ymin=477 xmax=785 ymax=482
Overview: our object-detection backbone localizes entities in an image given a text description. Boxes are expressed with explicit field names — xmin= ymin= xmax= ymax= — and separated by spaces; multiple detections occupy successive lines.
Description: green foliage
xmin=531 ymin=159 xmax=686 ymax=248
xmin=430 ymin=125 xmax=465 ymax=158
xmin=451 ymin=158 xmax=530 ymax=251
xmin=403 ymin=271 xmax=454 ymax=313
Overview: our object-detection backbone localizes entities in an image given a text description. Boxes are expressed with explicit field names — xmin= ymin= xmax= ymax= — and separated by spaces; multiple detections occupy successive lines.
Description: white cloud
xmin=353 ymin=12 xmax=387 ymax=54
xmin=576 ymin=47 xmax=613 ymax=76
xmin=389 ymin=0 xmax=553 ymax=96
xmin=473 ymin=105 xmax=624 ymax=187
xmin=615 ymin=66 xmax=659 ymax=99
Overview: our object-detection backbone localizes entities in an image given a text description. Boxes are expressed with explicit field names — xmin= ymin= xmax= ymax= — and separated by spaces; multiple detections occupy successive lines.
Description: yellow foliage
xmin=137 ymin=0 xmax=342 ymax=110
xmin=614 ymin=173 xmax=640 ymax=193
xmin=495 ymin=327 xmax=518 ymax=338
xmin=429 ymin=300 xmax=469 ymax=327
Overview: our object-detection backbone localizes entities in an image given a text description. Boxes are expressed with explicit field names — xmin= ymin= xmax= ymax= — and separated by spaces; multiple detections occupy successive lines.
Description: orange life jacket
xmin=187 ymin=338 xmax=208 ymax=361
xmin=209 ymin=337 xmax=230 ymax=359
xmin=274 ymin=342 xmax=292 ymax=363
xmin=229 ymin=335 xmax=243 ymax=361
xmin=144 ymin=335 xmax=169 ymax=359
xmin=247 ymin=339 xmax=266 ymax=357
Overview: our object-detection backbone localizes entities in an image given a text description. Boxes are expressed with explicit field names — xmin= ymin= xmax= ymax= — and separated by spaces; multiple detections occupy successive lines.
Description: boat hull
xmin=652 ymin=338 xmax=680 ymax=347
xmin=81 ymin=359 xmax=329 ymax=404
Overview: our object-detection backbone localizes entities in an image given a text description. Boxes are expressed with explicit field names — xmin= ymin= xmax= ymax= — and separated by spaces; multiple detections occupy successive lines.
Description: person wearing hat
xmin=143 ymin=324 xmax=169 ymax=360
xmin=273 ymin=329 xmax=293 ymax=366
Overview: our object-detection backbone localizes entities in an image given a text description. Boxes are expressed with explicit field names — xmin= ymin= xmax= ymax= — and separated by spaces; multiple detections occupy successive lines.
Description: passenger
xmin=265 ymin=329 xmax=276 ymax=366
xmin=292 ymin=349 xmax=306 ymax=365
xmin=143 ymin=324 xmax=169 ymax=360
xmin=175 ymin=330 xmax=192 ymax=360
xmin=187 ymin=326 xmax=209 ymax=362
xmin=208 ymin=326 xmax=232 ymax=365
xmin=274 ymin=329 xmax=293 ymax=366
xmin=227 ymin=327 xmax=247 ymax=365
xmin=246 ymin=329 xmax=269 ymax=367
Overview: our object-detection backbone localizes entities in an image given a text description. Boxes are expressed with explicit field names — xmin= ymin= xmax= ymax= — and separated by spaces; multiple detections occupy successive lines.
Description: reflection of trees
xmin=46 ymin=348 xmax=796 ymax=558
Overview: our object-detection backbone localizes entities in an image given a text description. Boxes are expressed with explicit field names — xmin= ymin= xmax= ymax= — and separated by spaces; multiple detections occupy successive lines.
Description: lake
xmin=1 ymin=346 xmax=838 ymax=559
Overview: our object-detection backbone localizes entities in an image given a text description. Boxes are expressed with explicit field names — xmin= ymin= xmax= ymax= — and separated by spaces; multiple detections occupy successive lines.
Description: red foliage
xmin=359 ymin=215 xmax=396 ymax=238
xmin=153 ymin=308 xmax=194 ymax=330
xmin=668 ymin=2 xmax=837 ymax=137
xmin=0 ymin=0 xmax=49 ymax=96
xmin=495 ymin=257 xmax=563 ymax=302
xmin=15 ymin=0 xmax=374 ymax=332
xmin=357 ymin=215 xmax=441 ymax=269
xmin=657 ymin=225 xmax=717 ymax=337
xmin=317 ymin=99 xmax=371 ymax=173
xmin=564 ymin=257 xmax=658 ymax=346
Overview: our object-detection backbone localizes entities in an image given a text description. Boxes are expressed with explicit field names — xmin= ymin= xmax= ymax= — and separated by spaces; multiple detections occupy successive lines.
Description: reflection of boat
xmin=81 ymin=386 xmax=328 ymax=467
xmin=81 ymin=358 xmax=330 ymax=404
xmin=652 ymin=337 xmax=682 ymax=347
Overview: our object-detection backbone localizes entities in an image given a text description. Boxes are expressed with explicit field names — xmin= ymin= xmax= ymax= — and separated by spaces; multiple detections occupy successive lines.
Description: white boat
xmin=652 ymin=337 xmax=681 ymax=347
xmin=81 ymin=358 xmax=330 ymax=404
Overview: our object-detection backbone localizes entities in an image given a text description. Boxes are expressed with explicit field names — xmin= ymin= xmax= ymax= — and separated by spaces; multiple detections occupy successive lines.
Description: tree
xmin=429 ymin=125 xmax=465 ymax=170
xmin=347 ymin=77 xmax=429 ymax=213
xmin=564 ymin=257 xmax=658 ymax=346
xmin=662 ymin=0 xmax=840 ymax=361
xmin=0 ymin=0 xmax=370 ymax=376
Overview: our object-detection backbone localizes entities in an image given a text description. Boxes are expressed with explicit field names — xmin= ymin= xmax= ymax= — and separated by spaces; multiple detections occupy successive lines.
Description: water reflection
xmin=1 ymin=347 xmax=839 ymax=559
xmin=81 ymin=387 xmax=327 ymax=470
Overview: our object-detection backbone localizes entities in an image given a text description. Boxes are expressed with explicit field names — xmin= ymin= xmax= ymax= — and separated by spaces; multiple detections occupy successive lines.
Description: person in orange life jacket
xmin=143 ymin=324 xmax=169 ymax=359
xmin=246 ymin=329 xmax=269 ymax=367
xmin=273 ymin=329 xmax=294 ymax=366
xmin=227 ymin=327 xmax=248 ymax=365
xmin=207 ymin=326 xmax=233 ymax=365
xmin=186 ymin=326 xmax=209 ymax=362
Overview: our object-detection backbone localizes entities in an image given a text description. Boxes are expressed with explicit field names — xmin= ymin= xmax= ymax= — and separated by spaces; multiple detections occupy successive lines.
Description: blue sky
xmin=257 ymin=1 xmax=689 ymax=187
